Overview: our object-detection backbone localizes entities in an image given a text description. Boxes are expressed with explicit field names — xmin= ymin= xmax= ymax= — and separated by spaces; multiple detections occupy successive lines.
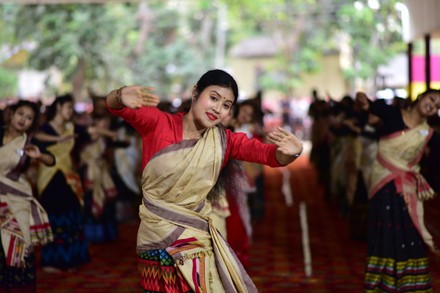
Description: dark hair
xmin=46 ymin=93 xmax=74 ymax=121
xmin=194 ymin=69 xmax=239 ymax=103
xmin=410 ymin=88 xmax=440 ymax=108
xmin=207 ymin=159 xmax=244 ymax=202
xmin=233 ymin=99 xmax=257 ymax=120
xmin=9 ymin=100 xmax=40 ymax=133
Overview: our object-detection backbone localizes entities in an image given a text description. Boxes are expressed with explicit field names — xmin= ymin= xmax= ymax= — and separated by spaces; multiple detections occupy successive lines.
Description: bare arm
xmin=34 ymin=132 xmax=75 ymax=143
xmin=87 ymin=126 xmax=118 ymax=140
xmin=24 ymin=144 xmax=55 ymax=166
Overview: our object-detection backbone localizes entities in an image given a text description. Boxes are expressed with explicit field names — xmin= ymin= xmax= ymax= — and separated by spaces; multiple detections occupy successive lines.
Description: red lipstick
xmin=206 ymin=113 xmax=218 ymax=121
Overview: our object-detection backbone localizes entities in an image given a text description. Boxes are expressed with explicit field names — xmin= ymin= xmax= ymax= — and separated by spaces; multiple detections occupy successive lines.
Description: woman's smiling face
xmin=417 ymin=91 xmax=440 ymax=117
xmin=191 ymin=85 xmax=234 ymax=129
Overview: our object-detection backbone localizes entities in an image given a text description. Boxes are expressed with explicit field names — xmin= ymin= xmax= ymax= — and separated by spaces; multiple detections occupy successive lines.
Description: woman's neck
xmin=3 ymin=126 xmax=23 ymax=145
xmin=6 ymin=126 xmax=22 ymax=137
xmin=402 ymin=107 xmax=424 ymax=128
xmin=182 ymin=113 xmax=205 ymax=140
xmin=51 ymin=115 xmax=66 ymax=127
xmin=50 ymin=115 xmax=67 ymax=134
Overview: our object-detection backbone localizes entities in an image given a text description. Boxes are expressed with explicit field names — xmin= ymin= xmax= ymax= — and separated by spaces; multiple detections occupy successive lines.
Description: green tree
xmin=336 ymin=0 xmax=405 ymax=91
xmin=13 ymin=3 xmax=137 ymax=100
xmin=4 ymin=1 xmax=223 ymax=100
xmin=0 ymin=68 xmax=18 ymax=99
xmin=223 ymin=0 xmax=344 ymax=96
xmin=2 ymin=0 xmax=405 ymax=100
xmin=0 ymin=5 xmax=20 ymax=99
xmin=127 ymin=1 xmax=220 ymax=99
xmin=222 ymin=0 xmax=405 ymax=95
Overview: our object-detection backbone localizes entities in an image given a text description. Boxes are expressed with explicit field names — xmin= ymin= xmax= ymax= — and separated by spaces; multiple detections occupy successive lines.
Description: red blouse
xmin=106 ymin=104 xmax=282 ymax=170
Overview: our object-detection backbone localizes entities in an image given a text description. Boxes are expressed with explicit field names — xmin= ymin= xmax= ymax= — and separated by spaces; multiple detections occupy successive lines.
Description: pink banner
xmin=412 ymin=55 xmax=440 ymax=82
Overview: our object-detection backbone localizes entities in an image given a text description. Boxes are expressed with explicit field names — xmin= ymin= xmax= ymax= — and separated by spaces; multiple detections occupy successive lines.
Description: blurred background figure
xmin=232 ymin=99 xmax=266 ymax=223
xmin=34 ymin=94 xmax=91 ymax=272
xmin=80 ymin=113 xmax=120 ymax=243
xmin=0 ymin=100 xmax=54 ymax=292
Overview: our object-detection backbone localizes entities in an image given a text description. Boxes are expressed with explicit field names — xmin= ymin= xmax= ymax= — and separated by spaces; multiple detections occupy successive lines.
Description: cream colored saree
xmin=0 ymin=133 xmax=53 ymax=267
xmin=137 ymin=127 xmax=257 ymax=293
xmin=80 ymin=137 xmax=117 ymax=217
xmin=369 ymin=122 xmax=437 ymax=252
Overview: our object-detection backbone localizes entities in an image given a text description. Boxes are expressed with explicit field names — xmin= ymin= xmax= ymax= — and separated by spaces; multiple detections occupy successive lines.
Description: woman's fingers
xmin=119 ymin=86 xmax=160 ymax=108
xmin=269 ymin=127 xmax=290 ymax=141
xmin=142 ymin=93 xmax=160 ymax=106
xmin=141 ymin=86 xmax=155 ymax=93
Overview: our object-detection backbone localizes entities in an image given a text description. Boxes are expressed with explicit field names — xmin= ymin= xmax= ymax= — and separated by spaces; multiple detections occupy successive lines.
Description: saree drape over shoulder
xmin=137 ymin=127 xmax=257 ymax=293
xmin=369 ymin=122 xmax=437 ymax=253
xmin=80 ymin=137 xmax=117 ymax=217
xmin=0 ymin=133 xmax=53 ymax=268
xmin=37 ymin=122 xmax=84 ymax=203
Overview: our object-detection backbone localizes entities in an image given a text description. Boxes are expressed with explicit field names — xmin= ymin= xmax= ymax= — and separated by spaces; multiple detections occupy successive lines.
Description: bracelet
xmin=115 ymin=86 xmax=126 ymax=106
xmin=293 ymin=147 xmax=303 ymax=158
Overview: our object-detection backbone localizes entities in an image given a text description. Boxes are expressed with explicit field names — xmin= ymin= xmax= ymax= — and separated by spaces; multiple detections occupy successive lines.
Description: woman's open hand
xmin=119 ymin=86 xmax=160 ymax=109
xmin=267 ymin=126 xmax=303 ymax=157
xmin=24 ymin=144 xmax=41 ymax=159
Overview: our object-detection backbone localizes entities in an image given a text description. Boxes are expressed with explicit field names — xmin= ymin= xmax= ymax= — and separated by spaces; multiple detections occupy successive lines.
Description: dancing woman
xmin=35 ymin=94 xmax=91 ymax=272
xmin=357 ymin=90 xmax=440 ymax=292
xmin=0 ymin=100 xmax=54 ymax=291
xmin=80 ymin=114 xmax=119 ymax=243
xmin=106 ymin=69 xmax=303 ymax=292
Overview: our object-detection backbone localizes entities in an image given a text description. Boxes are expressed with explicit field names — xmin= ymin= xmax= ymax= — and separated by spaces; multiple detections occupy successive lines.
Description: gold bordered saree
xmin=0 ymin=133 xmax=53 ymax=267
xmin=369 ymin=122 xmax=437 ymax=253
xmin=137 ymin=127 xmax=257 ymax=293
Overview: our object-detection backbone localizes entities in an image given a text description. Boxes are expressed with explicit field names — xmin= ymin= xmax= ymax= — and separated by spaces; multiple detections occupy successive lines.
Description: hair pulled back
xmin=194 ymin=69 xmax=239 ymax=104
xmin=45 ymin=94 xmax=74 ymax=121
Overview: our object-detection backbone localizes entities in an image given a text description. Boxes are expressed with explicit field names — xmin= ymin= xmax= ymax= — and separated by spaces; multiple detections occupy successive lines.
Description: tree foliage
xmin=1 ymin=0 xmax=405 ymax=100
xmin=335 ymin=0 xmax=405 ymax=88
xmin=0 ymin=67 xmax=18 ymax=98
xmin=2 ymin=1 xmax=222 ymax=100
xmin=221 ymin=0 xmax=405 ymax=94
xmin=12 ymin=4 xmax=137 ymax=98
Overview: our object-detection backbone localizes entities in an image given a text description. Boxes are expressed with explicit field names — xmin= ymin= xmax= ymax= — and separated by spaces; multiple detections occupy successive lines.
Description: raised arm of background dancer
xmin=87 ymin=126 xmax=118 ymax=140
xmin=106 ymin=86 xmax=160 ymax=109
xmin=34 ymin=132 xmax=76 ymax=143
xmin=267 ymin=127 xmax=303 ymax=165
xmin=23 ymin=144 xmax=55 ymax=166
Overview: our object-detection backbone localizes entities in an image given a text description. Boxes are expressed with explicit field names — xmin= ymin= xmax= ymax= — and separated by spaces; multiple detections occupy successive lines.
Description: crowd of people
xmin=0 ymin=69 xmax=303 ymax=292
xmin=1 ymin=67 xmax=439 ymax=292
xmin=0 ymin=91 xmax=144 ymax=291
xmin=308 ymin=89 xmax=440 ymax=292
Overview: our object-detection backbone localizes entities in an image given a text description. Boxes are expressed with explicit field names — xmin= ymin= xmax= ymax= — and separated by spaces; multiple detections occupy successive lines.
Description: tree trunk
xmin=72 ymin=57 xmax=87 ymax=102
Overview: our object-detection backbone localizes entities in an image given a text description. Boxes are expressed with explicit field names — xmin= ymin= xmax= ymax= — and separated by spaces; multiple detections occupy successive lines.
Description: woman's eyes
xmin=211 ymin=96 xmax=231 ymax=110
